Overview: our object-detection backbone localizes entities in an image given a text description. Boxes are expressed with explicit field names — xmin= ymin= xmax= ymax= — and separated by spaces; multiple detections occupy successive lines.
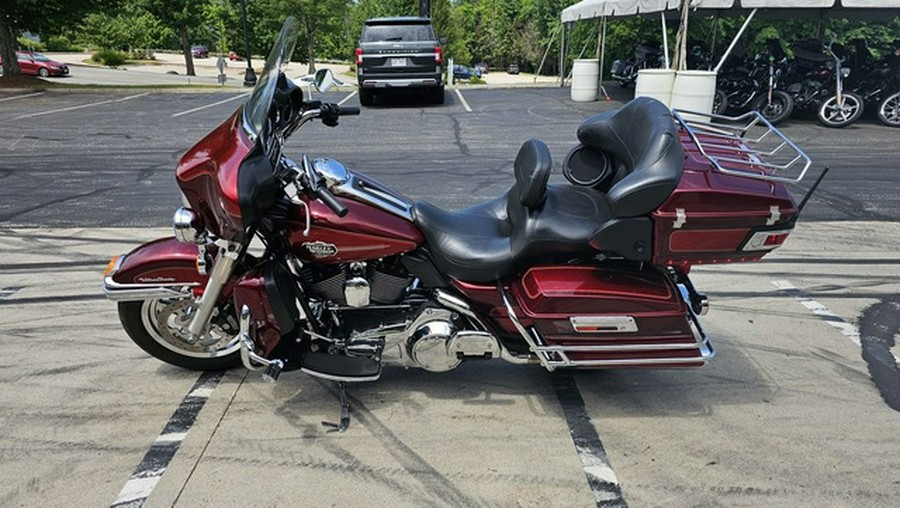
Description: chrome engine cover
xmin=347 ymin=307 xmax=501 ymax=372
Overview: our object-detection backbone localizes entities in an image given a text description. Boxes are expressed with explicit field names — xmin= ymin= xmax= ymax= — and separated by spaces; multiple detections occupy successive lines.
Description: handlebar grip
xmin=316 ymin=186 xmax=349 ymax=217
xmin=339 ymin=106 xmax=361 ymax=116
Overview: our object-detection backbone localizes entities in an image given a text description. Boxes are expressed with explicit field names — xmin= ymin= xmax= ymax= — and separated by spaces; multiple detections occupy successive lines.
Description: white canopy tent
xmin=559 ymin=0 xmax=900 ymax=91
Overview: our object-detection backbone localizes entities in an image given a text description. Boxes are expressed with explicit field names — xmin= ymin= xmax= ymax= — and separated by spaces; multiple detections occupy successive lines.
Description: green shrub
xmin=469 ymin=75 xmax=485 ymax=85
xmin=45 ymin=35 xmax=79 ymax=52
xmin=91 ymin=49 xmax=127 ymax=67
xmin=17 ymin=37 xmax=45 ymax=52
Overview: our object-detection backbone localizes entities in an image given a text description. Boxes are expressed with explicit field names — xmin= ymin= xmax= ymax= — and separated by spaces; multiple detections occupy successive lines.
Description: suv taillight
xmin=355 ymin=47 xmax=363 ymax=66
xmin=434 ymin=46 xmax=443 ymax=64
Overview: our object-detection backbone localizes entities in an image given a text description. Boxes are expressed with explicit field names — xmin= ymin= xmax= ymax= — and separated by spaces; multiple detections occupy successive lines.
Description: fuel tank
xmin=288 ymin=165 xmax=424 ymax=263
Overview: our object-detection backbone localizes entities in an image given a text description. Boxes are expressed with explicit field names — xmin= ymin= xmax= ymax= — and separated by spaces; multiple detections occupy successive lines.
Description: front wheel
xmin=751 ymin=90 xmax=794 ymax=125
xmin=877 ymin=91 xmax=900 ymax=127
xmin=38 ymin=68 xmax=50 ymax=77
xmin=817 ymin=92 xmax=864 ymax=128
xmin=713 ymin=89 xmax=728 ymax=115
xmin=118 ymin=299 xmax=241 ymax=371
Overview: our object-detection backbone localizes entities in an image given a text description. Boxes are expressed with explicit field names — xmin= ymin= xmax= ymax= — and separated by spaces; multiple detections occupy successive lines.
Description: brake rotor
xmin=155 ymin=299 xmax=233 ymax=353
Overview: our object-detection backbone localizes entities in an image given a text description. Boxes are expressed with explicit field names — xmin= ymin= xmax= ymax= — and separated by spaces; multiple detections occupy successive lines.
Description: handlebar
xmin=316 ymin=185 xmax=349 ymax=217
xmin=338 ymin=105 xmax=360 ymax=116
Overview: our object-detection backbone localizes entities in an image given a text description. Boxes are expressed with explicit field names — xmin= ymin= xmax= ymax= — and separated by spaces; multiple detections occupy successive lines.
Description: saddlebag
xmin=509 ymin=265 xmax=711 ymax=368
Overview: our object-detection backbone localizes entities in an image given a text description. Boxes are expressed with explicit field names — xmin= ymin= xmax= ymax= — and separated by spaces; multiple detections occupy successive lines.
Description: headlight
xmin=173 ymin=207 xmax=206 ymax=244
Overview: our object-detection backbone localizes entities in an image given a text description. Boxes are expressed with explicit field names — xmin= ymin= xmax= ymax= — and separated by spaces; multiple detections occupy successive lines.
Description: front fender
xmin=103 ymin=237 xmax=208 ymax=301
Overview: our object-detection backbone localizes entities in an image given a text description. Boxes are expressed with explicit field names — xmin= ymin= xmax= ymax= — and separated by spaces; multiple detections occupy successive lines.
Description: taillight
xmin=355 ymin=47 xmax=363 ymax=66
xmin=434 ymin=46 xmax=443 ymax=64
xmin=742 ymin=229 xmax=791 ymax=251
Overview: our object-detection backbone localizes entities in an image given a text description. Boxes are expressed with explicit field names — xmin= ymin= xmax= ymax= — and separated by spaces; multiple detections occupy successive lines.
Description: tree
xmin=1 ymin=0 xmax=109 ymax=78
xmin=262 ymin=0 xmax=349 ymax=73
xmin=143 ymin=0 xmax=205 ymax=76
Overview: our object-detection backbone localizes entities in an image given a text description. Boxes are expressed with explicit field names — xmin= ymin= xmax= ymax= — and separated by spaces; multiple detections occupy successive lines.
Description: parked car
xmin=507 ymin=63 xmax=520 ymax=75
xmin=355 ymin=17 xmax=445 ymax=105
xmin=452 ymin=64 xmax=481 ymax=81
xmin=0 ymin=51 xmax=69 ymax=77
xmin=227 ymin=51 xmax=243 ymax=61
xmin=474 ymin=62 xmax=489 ymax=74
xmin=191 ymin=45 xmax=209 ymax=58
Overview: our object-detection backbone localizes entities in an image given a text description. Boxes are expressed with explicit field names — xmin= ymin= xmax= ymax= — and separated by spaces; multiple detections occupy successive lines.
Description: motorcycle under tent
xmin=559 ymin=0 xmax=900 ymax=107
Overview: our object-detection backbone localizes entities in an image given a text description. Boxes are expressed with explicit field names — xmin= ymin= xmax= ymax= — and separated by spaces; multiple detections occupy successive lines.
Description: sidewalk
xmin=42 ymin=51 xmax=559 ymax=89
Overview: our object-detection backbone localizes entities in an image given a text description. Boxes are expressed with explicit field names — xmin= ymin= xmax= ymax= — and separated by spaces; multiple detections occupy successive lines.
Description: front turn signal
xmin=103 ymin=256 xmax=120 ymax=277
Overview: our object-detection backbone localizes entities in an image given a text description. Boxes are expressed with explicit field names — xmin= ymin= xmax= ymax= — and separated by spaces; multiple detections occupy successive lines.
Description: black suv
xmin=355 ymin=17 xmax=445 ymax=105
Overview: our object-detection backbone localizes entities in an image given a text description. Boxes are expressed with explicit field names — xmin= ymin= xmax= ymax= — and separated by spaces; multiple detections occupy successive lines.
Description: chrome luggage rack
xmin=672 ymin=109 xmax=812 ymax=183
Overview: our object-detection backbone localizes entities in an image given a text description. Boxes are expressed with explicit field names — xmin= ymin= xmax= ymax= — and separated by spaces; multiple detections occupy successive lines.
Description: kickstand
xmin=321 ymin=382 xmax=350 ymax=433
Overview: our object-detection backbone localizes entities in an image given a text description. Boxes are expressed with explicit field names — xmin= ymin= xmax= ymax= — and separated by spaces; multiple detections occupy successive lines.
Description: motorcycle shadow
xmin=256 ymin=334 xmax=774 ymax=424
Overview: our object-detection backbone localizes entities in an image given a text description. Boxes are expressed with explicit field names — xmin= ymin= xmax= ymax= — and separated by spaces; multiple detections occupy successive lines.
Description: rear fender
xmin=104 ymin=237 xmax=208 ymax=302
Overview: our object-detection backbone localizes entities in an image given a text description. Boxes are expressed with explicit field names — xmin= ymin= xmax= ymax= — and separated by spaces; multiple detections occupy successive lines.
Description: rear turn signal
xmin=742 ymin=229 xmax=791 ymax=251
xmin=434 ymin=46 xmax=443 ymax=64
xmin=355 ymin=47 xmax=363 ymax=66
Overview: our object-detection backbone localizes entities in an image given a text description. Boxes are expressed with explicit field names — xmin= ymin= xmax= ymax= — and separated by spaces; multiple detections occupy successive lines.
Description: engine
xmin=298 ymin=257 xmax=501 ymax=372
xmin=299 ymin=257 xmax=413 ymax=307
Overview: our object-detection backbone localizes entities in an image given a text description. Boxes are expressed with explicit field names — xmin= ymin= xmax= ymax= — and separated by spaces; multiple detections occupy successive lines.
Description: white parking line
xmin=171 ymin=92 xmax=250 ymax=118
xmin=0 ymin=92 xmax=44 ymax=103
xmin=772 ymin=280 xmax=900 ymax=365
xmin=454 ymin=88 xmax=472 ymax=112
xmin=13 ymin=93 xmax=150 ymax=120
xmin=338 ymin=91 xmax=358 ymax=106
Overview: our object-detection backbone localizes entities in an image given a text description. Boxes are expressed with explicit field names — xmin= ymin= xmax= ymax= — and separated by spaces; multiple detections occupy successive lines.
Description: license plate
xmin=390 ymin=57 xmax=406 ymax=67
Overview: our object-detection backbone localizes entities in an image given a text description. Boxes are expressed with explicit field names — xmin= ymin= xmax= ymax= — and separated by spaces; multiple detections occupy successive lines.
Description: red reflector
xmin=434 ymin=46 xmax=443 ymax=64
xmin=192 ymin=287 xmax=204 ymax=297
xmin=764 ymin=233 xmax=789 ymax=246
xmin=355 ymin=47 xmax=363 ymax=66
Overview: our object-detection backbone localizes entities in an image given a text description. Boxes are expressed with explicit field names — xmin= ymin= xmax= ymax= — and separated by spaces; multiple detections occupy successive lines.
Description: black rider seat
xmin=414 ymin=98 xmax=682 ymax=283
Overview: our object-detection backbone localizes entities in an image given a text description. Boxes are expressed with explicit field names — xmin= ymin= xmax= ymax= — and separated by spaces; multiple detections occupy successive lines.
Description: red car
xmin=0 ymin=51 xmax=69 ymax=77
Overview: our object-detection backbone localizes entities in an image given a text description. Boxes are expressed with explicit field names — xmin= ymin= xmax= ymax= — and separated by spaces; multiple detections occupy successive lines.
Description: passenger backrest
xmin=576 ymin=97 xmax=683 ymax=217
xmin=512 ymin=138 xmax=552 ymax=210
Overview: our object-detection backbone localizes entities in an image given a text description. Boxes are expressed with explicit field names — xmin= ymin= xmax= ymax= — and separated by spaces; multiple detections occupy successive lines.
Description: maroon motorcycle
xmin=103 ymin=19 xmax=820 ymax=430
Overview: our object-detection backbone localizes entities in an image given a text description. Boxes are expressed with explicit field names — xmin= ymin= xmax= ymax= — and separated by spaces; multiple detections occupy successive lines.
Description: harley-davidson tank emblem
xmin=302 ymin=241 xmax=339 ymax=258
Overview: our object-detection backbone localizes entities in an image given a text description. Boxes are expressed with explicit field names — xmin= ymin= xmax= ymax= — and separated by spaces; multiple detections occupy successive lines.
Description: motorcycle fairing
xmin=177 ymin=110 xmax=253 ymax=241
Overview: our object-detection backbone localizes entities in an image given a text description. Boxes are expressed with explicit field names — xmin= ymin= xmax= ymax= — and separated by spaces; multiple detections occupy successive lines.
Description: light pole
xmin=239 ymin=0 xmax=256 ymax=87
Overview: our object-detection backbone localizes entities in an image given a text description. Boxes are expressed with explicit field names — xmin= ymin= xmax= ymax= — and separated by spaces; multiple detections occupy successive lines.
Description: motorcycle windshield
xmin=243 ymin=17 xmax=299 ymax=139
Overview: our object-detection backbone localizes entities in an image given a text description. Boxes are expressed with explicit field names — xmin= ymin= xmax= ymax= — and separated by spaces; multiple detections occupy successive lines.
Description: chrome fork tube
xmin=187 ymin=244 xmax=239 ymax=342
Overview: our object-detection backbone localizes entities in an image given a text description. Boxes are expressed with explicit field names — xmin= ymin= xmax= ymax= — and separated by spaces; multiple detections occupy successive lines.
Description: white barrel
xmin=634 ymin=69 xmax=676 ymax=106
xmin=671 ymin=70 xmax=717 ymax=121
xmin=570 ymin=59 xmax=599 ymax=102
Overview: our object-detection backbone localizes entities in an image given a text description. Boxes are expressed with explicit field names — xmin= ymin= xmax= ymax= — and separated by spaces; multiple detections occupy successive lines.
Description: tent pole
xmin=559 ymin=22 xmax=566 ymax=87
xmin=599 ymin=16 xmax=610 ymax=100
xmin=661 ymin=12 xmax=670 ymax=69
xmin=714 ymin=8 xmax=757 ymax=73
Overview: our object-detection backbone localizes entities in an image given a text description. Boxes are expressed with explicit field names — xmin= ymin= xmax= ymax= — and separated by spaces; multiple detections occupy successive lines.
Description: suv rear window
xmin=361 ymin=24 xmax=435 ymax=43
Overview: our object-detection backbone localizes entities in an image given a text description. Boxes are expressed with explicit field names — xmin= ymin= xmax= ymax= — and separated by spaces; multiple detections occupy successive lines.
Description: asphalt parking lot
xmin=2 ymin=87 xmax=899 ymax=507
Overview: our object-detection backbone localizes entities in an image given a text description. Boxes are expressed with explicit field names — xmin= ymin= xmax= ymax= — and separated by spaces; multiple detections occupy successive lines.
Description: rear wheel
xmin=432 ymin=86 xmax=445 ymax=105
xmin=359 ymin=88 xmax=374 ymax=106
xmin=877 ymin=91 xmax=900 ymax=127
xmin=752 ymin=90 xmax=794 ymax=125
xmin=817 ymin=92 xmax=864 ymax=128
xmin=118 ymin=298 xmax=241 ymax=371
